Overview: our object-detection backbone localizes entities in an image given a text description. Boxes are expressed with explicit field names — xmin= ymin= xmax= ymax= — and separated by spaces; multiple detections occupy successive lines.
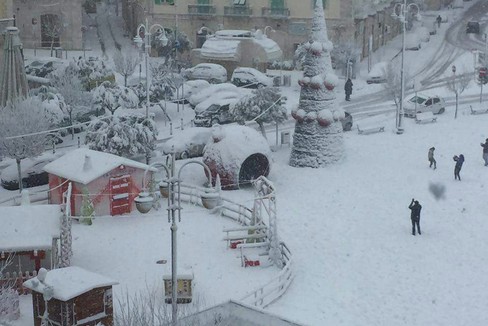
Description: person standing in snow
xmin=480 ymin=138 xmax=488 ymax=166
xmin=344 ymin=78 xmax=353 ymax=101
xmin=428 ymin=147 xmax=436 ymax=169
xmin=453 ymin=154 xmax=465 ymax=181
xmin=409 ymin=199 xmax=422 ymax=236
xmin=436 ymin=15 xmax=442 ymax=28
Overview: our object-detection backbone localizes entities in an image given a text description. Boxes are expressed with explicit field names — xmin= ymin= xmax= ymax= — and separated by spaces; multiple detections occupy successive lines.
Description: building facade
xmin=9 ymin=0 xmax=82 ymax=50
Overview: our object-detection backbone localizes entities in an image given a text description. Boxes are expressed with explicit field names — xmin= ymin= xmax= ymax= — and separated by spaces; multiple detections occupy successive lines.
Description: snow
xmin=23 ymin=266 xmax=117 ymax=301
xmin=0 ymin=205 xmax=61 ymax=251
xmin=200 ymin=38 xmax=241 ymax=60
xmin=43 ymin=148 xmax=157 ymax=185
xmin=0 ymin=152 xmax=62 ymax=182
xmin=161 ymin=127 xmax=212 ymax=154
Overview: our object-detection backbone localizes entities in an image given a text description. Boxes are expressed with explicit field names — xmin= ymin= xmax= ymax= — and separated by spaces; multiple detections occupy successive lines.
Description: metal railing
xmin=224 ymin=6 xmax=252 ymax=17
xmin=188 ymin=4 xmax=216 ymax=16
xmin=261 ymin=7 xmax=290 ymax=18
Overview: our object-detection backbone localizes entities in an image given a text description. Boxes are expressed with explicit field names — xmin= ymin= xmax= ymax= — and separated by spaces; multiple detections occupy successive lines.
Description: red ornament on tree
xmin=317 ymin=117 xmax=331 ymax=127
xmin=324 ymin=82 xmax=335 ymax=91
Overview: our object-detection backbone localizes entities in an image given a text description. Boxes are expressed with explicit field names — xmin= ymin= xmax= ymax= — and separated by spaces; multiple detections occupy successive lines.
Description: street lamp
xmin=134 ymin=153 xmax=220 ymax=326
xmin=392 ymin=0 xmax=420 ymax=134
xmin=133 ymin=18 xmax=169 ymax=120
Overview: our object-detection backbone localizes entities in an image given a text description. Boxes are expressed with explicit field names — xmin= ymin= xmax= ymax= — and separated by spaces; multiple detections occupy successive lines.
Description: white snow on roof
xmin=0 ymin=205 xmax=61 ymax=251
xmin=23 ymin=266 xmax=118 ymax=301
xmin=252 ymin=37 xmax=283 ymax=62
xmin=215 ymin=30 xmax=253 ymax=38
xmin=43 ymin=148 xmax=157 ymax=185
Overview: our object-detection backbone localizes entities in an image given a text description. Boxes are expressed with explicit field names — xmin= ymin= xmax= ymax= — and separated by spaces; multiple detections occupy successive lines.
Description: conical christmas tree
xmin=289 ymin=0 xmax=345 ymax=168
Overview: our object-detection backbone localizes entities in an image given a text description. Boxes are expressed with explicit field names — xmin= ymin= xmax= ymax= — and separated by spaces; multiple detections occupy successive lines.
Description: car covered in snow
xmin=231 ymin=67 xmax=274 ymax=88
xmin=188 ymin=83 xmax=249 ymax=108
xmin=416 ymin=27 xmax=430 ymax=42
xmin=172 ymin=80 xmax=210 ymax=104
xmin=182 ymin=63 xmax=228 ymax=84
xmin=405 ymin=34 xmax=421 ymax=51
xmin=162 ymin=127 xmax=213 ymax=159
xmin=193 ymin=97 xmax=242 ymax=127
xmin=403 ymin=93 xmax=446 ymax=117
xmin=0 ymin=153 xmax=63 ymax=191
xmin=366 ymin=62 xmax=389 ymax=84
xmin=24 ymin=58 xmax=64 ymax=78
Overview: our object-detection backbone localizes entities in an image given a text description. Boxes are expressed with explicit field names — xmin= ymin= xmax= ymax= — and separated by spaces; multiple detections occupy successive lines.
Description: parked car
xmin=416 ymin=27 xmax=430 ymax=42
xmin=0 ymin=153 xmax=62 ymax=191
xmin=466 ymin=21 xmax=480 ymax=34
xmin=172 ymin=80 xmax=210 ymax=104
xmin=405 ymin=34 xmax=421 ymax=51
xmin=188 ymin=83 xmax=250 ymax=108
xmin=342 ymin=112 xmax=353 ymax=131
xmin=231 ymin=67 xmax=274 ymax=88
xmin=193 ymin=97 xmax=241 ymax=127
xmin=161 ymin=127 xmax=212 ymax=159
xmin=367 ymin=62 xmax=388 ymax=84
xmin=403 ymin=93 xmax=446 ymax=117
xmin=182 ymin=63 xmax=228 ymax=84
xmin=25 ymin=59 xmax=64 ymax=78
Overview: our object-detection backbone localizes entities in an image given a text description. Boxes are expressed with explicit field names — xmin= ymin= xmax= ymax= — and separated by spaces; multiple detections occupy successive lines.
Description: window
xmin=155 ymin=0 xmax=162 ymax=4
xmin=425 ymin=99 xmax=433 ymax=106
xmin=433 ymin=98 xmax=440 ymax=104
xmin=155 ymin=0 xmax=174 ymax=4
xmin=270 ymin=0 xmax=284 ymax=9
xmin=234 ymin=0 xmax=246 ymax=4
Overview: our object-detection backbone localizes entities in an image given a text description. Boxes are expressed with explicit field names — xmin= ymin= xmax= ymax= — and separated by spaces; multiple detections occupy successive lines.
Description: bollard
xmin=181 ymin=118 xmax=184 ymax=130
xmin=170 ymin=122 xmax=173 ymax=135
xmin=78 ymin=137 xmax=81 ymax=148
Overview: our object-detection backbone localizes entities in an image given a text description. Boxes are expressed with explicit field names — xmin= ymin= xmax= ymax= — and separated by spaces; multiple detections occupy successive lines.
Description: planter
xmin=159 ymin=181 xmax=169 ymax=198
xmin=134 ymin=192 xmax=153 ymax=214
xmin=201 ymin=191 xmax=221 ymax=210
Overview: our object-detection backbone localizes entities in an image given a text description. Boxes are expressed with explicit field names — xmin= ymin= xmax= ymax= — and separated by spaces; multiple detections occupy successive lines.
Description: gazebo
xmin=0 ymin=26 xmax=29 ymax=107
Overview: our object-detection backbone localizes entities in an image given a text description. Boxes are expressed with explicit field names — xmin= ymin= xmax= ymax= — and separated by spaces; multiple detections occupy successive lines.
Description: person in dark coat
xmin=480 ymin=138 xmax=488 ymax=166
xmin=408 ymin=199 xmax=422 ymax=236
xmin=428 ymin=147 xmax=436 ymax=169
xmin=453 ymin=154 xmax=465 ymax=181
xmin=344 ymin=78 xmax=353 ymax=101
xmin=436 ymin=15 xmax=442 ymax=28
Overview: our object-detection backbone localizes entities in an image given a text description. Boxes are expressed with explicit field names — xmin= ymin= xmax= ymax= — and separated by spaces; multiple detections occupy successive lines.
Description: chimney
xmin=83 ymin=155 xmax=92 ymax=171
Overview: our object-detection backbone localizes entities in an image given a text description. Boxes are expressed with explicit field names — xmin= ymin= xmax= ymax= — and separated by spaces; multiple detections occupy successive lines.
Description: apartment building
xmin=122 ymin=0 xmax=356 ymax=60
xmin=8 ymin=0 xmax=82 ymax=50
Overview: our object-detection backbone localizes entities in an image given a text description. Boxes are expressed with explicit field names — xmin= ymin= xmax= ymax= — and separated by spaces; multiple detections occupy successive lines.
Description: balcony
xmin=224 ymin=6 xmax=252 ymax=17
xmin=261 ymin=7 xmax=290 ymax=19
xmin=188 ymin=4 xmax=216 ymax=16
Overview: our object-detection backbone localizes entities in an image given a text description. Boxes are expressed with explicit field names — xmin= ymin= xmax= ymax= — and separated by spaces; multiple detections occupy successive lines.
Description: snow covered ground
xmin=4 ymin=1 xmax=488 ymax=325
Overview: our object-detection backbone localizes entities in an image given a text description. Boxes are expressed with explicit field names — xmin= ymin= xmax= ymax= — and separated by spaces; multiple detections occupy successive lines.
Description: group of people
xmin=411 ymin=139 xmax=488 ymax=236
xmin=427 ymin=138 xmax=488 ymax=180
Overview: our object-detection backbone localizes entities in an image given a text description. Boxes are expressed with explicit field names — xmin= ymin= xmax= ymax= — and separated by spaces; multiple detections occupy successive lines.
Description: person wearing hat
xmin=408 ymin=198 xmax=422 ymax=236
xmin=428 ymin=147 xmax=436 ymax=169
xmin=481 ymin=138 xmax=488 ymax=166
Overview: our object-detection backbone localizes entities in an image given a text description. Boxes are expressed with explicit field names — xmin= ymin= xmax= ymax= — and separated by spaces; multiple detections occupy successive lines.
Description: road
xmin=342 ymin=0 xmax=488 ymax=117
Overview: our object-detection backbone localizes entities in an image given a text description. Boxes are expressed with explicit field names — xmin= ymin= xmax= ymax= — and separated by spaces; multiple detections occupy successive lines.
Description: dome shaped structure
xmin=203 ymin=125 xmax=271 ymax=190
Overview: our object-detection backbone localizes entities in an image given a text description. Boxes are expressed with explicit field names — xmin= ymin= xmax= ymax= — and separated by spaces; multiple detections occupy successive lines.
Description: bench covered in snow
xmin=357 ymin=124 xmax=385 ymax=135
xmin=415 ymin=112 xmax=437 ymax=124
xmin=470 ymin=105 xmax=488 ymax=115
xmin=223 ymin=225 xmax=268 ymax=248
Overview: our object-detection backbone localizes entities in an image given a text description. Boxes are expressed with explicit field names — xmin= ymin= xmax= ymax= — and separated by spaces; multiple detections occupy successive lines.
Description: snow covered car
xmin=231 ymin=67 xmax=274 ymax=88
xmin=416 ymin=27 xmax=430 ymax=42
xmin=182 ymin=63 xmax=228 ymax=84
xmin=188 ymin=83 xmax=249 ymax=108
xmin=405 ymin=34 xmax=421 ymax=51
xmin=161 ymin=127 xmax=212 ymax=159
xmin=172 ymin=80 xmax=210 ymax=104
xmin=366 ymin=62 xmax=388 ymax=84
xmin=25 ymin=58 xmax=64 ymax=78
xmin=0 ymin=153 xmax=62 ymax=191
xmin=193 ymin=97 xmax=241 ymax=127
xmin=403 ymin=94 xmax=446 ymax=117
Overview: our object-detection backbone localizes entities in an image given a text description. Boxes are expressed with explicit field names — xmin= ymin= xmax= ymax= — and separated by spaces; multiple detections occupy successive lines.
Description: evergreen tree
xmin=289 ymin=0 xmax=345 ymax=168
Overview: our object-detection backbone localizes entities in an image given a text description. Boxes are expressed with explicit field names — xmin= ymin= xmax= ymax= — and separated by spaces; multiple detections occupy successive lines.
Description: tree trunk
xmin=455 ymin=92 xmax=459 ymax=119
xmin=258 ymin=122 xmax=267 ymax=140
xmin=124 ymin=75 xmax=127 ymax=87
xmin=69 ymin=110 xmax=74 ymax=139
xmin=16 ymin=158 xmax=22 ymax=193
xmin=50 ymin=40 xmax=55 ymax=57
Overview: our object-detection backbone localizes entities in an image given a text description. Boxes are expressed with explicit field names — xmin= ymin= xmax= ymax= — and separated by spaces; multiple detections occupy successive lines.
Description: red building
xmin=23 ymin=266 xmax=118 ymax=326
xmin=44 ymin=148 xmax=156 ymax=217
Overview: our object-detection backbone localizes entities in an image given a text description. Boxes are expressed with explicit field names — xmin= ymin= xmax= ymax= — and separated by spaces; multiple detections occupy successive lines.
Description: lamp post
xmin=134 ymin=153 xmax=220 ymax=326
xmin=392 ymin=0 xmax=419 ymax=134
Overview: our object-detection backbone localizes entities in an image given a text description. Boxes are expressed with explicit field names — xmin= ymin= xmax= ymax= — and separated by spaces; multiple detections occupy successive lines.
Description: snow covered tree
xmin=113 ymin=49 xmax=140 ymax=87
xmin=92 ymin=81 xmax=138 ymax=115
xmin=446 ymin=71 xmax=471 ymax=119
xmin=59 ymin=204 xmax=73 ymax=268
xmin=85 ymin=114 xmax=157 ymax=158
xmin=0 ymin=254 xmax=20 ymax=323
xmin=80 ymin=186 xmax=94 ymax=225
xmin=29 ymin=86 xmax=65 ymax=126
xmin=230 ymin=87 xmax=287 ymax=139
xmin=0 ymin=98 xmax=50 ymax=192
xmin=289 ymin=0 xmax=345 ymax=168
xmin=152 ymin=29 xmax=192 ymax=68
xmin=41 ymin=14 xmax=63 ymax=57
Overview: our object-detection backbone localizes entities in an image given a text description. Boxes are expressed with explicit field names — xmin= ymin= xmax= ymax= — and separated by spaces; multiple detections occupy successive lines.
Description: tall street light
xmin=392 ymin=0 xmax=420 ymax=134
xmin=133 ymin=18 xmax=169 ymax=119
xmin=134 ymin=153 xmax=220 ymax=326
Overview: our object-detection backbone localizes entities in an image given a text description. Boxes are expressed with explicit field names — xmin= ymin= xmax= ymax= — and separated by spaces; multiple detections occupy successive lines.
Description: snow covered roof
xmin=0 ymin=205 xmax=61 ymax=251
xmin=252 ymin=36 xmax=283 ymax=62
xmin=23 ymin=266 xmax=118 ymax=301
xmin=200 ymin=38 xmax=241 ymax=61
xmin=43 ymin=148 xmax=157 ymax=185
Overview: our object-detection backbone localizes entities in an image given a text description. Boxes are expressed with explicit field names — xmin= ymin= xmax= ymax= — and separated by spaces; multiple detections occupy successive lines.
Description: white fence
xmin=176 ymin=183 xmax=294 ymax=309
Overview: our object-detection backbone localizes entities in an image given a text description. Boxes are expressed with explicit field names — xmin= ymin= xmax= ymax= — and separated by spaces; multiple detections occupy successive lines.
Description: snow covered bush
xmin=92 ymin=81 xmax=139 ymax=115
xmin=30 ymin=86 xmax=66 ymax=125
xmin=0 ymin=254 xmax=20 ymax=322
xmin=84 ymin=114 xmax=157 ymax=158
xmin=63 ymin=56 xmax=115 ymax=91
xmin=230 ymin=87 xmax=287 ymax=138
